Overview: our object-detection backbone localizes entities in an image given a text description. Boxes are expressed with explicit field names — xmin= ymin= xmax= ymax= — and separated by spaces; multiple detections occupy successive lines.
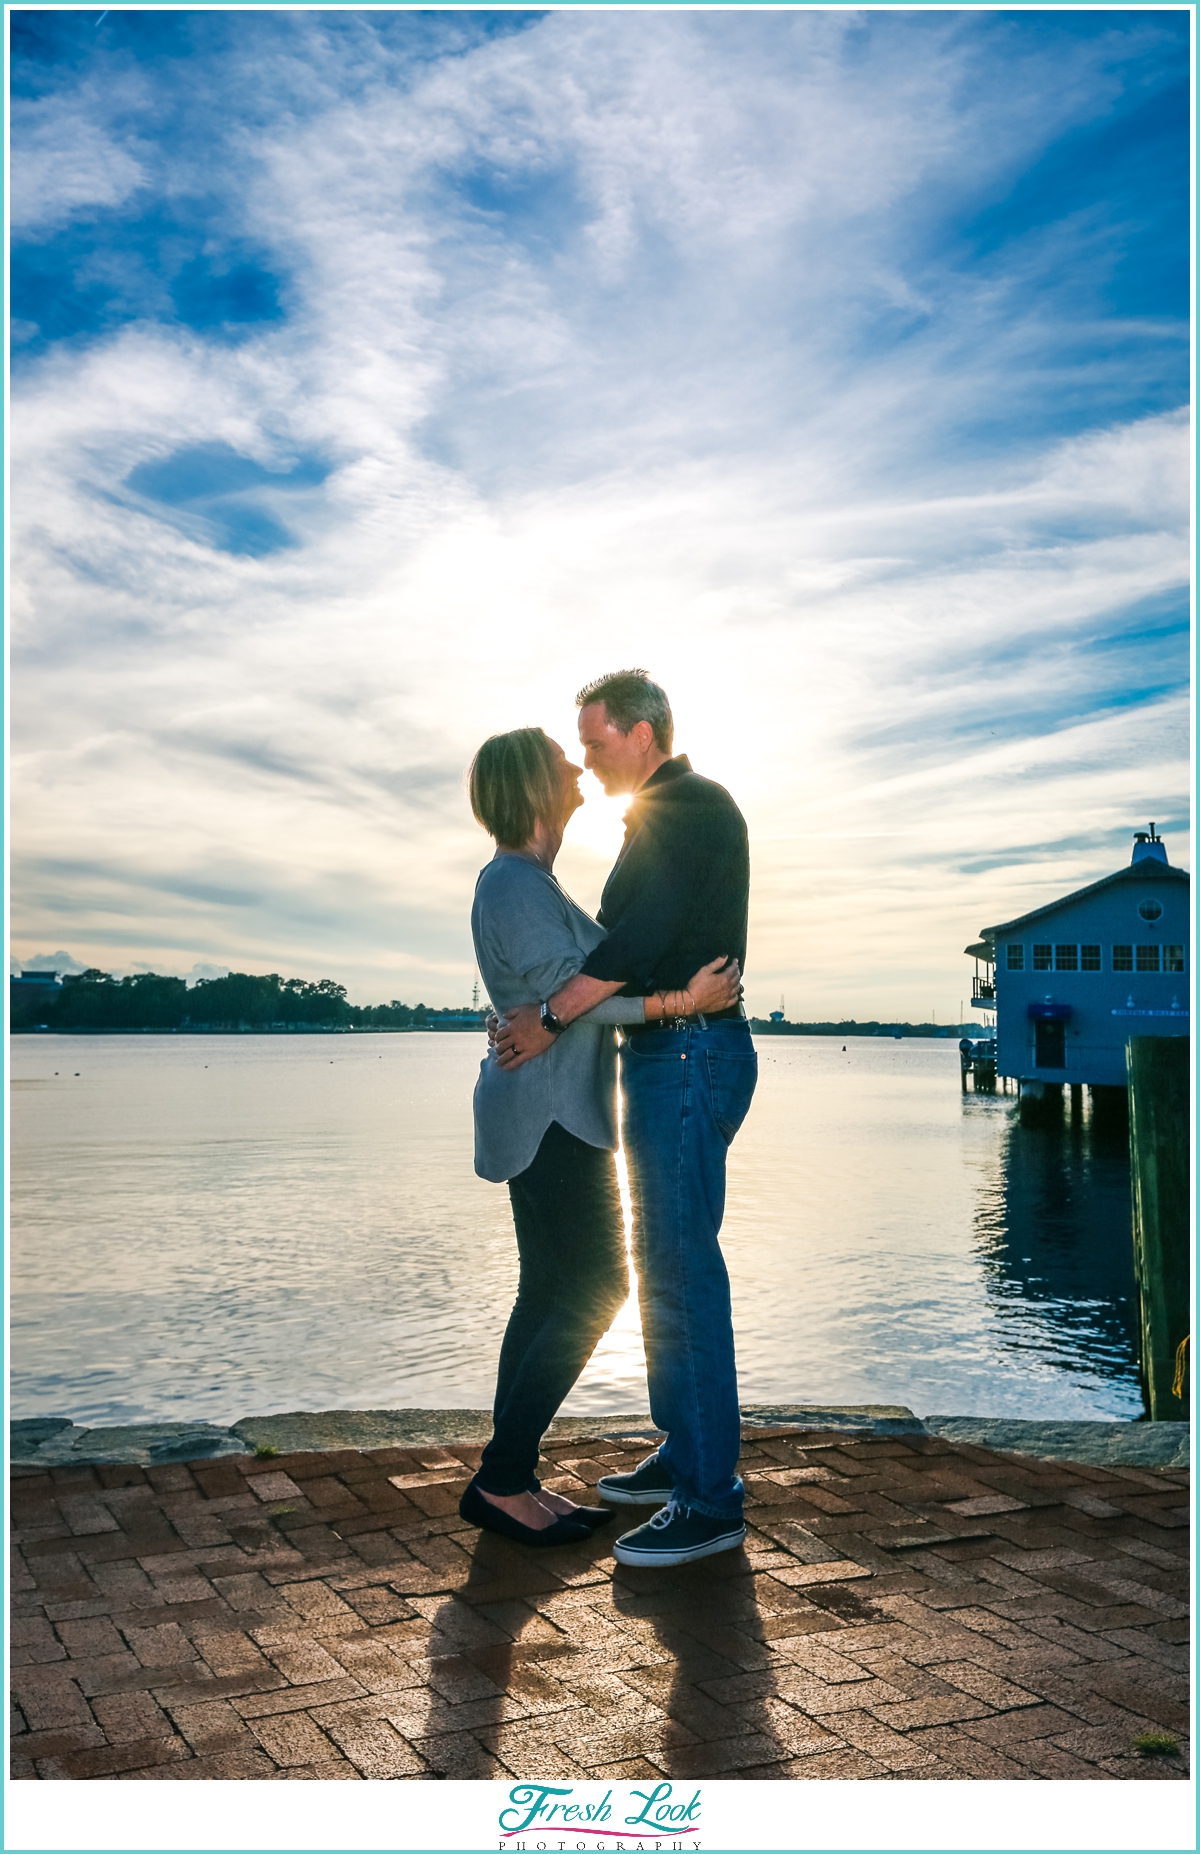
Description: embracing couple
xmin=459 ymin=669 xmax=757 ymax=1569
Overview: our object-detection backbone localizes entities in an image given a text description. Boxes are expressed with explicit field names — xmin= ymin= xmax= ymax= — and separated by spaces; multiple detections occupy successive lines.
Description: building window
xmin=1136 ymin=945 xmax=1160 ymax=973
xmin=1138 ymin=898 xmax=1163 ymax=922
xmin=1055 ymin=945 xmax=1078 ymax=971
xmin=1033 ymin=944 xmax=1052 ymax=971
xmin=1165 ymin=945 xmax=1185 ymax=973
xmin=1081 ymin=945 xmax=1101 ymax=971
xmin=1006 ymin=945 xmax=1024 ymax=970
xmin=1113 ymin=945 xmax=1133 ymax=972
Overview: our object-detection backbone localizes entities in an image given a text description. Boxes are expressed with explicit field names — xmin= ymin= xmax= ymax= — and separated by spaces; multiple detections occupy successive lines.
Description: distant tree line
xmin=10 ymin=968 xmax=484 ymax=1033
xmin=11 ymin=972 xmax=971 ymax=1037
xmin=749 ymin=1018 xmax=971 ymax=1038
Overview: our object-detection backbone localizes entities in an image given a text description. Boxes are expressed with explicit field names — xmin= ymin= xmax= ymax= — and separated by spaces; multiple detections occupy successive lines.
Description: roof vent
xmin=1131 ymin=823 xmax=1168 ymax=867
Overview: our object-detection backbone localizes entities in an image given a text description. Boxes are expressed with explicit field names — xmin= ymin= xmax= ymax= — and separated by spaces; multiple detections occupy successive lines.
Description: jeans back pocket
xmin=704 ymin=1048 xmax=758 ymax=1144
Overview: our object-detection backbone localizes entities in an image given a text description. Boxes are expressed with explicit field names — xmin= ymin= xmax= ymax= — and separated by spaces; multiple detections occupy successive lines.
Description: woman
xmin=461 ymin=725 xmax=741 ymax=1546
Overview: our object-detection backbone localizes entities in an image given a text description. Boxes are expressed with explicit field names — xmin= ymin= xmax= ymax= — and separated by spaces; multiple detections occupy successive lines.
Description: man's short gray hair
xmin=575 ymin=668 xmax=674 ymax=754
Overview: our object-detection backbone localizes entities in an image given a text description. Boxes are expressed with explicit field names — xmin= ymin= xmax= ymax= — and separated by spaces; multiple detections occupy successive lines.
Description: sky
xmin=9 ymin=5 xmax=1191 ymax=1018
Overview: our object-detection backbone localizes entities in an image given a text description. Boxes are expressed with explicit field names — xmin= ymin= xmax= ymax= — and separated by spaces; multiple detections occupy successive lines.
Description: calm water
xmin=9 ymin=1034 xmax=1141 ymax=1427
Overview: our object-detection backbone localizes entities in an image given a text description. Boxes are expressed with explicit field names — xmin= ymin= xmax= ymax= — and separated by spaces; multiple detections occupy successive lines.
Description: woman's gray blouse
xmin=471 ymin=853 xmax=645 ymax=1183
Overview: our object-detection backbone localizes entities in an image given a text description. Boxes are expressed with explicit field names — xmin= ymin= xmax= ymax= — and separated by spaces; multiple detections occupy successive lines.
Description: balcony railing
xmin=972 ymin=977 xmax=996 ymax=1006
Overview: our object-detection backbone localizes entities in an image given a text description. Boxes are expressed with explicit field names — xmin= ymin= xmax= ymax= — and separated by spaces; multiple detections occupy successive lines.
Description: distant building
xmin=966 ymin=827 xmax=1189 ymax=1094
xmin=9 ymin=969 xmax=63 ymax=1029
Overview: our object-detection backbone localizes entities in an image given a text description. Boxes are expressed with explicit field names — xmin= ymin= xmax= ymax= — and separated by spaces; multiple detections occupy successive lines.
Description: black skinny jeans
xmin=477 ymin=1121 xmax=629 ymax=1496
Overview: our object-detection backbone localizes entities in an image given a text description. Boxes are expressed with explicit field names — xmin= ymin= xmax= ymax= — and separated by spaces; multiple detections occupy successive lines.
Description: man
xmin=494 ymin=669 xmax=756 ymax=1566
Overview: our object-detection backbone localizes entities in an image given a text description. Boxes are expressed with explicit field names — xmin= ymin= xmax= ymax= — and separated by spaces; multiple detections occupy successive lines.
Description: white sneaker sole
xmin=612 ymin=1524 xmax=746 ymax=1567
xmin=595 ymin=1480 xmax=674 ymax=1507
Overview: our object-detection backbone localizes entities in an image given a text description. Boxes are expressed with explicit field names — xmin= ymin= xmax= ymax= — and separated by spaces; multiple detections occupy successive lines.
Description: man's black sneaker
xmin=612 ymin=1500 xmax=746 ymax=1567
xmin=595 ymin=1453 xmax=675 ymax=1507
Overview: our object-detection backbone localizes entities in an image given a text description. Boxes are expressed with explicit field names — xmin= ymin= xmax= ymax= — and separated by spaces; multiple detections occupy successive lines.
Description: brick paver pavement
xmin=11 ymin=1425 xmax=1190 ymax=1780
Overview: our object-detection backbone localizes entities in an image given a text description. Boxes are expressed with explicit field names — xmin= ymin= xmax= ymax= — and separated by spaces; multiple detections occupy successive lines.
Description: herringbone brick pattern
xmin=10 ymin=1427 xmax=1190 ymax=1780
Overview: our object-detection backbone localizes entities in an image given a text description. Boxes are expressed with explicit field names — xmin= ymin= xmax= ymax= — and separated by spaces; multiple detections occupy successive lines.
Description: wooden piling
xmin=1127 ymin=1036 xmax=1190 ymax=1420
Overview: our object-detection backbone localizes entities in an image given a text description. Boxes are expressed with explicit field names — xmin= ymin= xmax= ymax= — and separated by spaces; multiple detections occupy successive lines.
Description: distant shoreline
xmin=748 ymin=1019 xmax=982 ymax=1039
xmin=13 ymin=967 xmax=985 ymax=1040
xmin=13 ymin=1019 xmax=982 ymax=1039
xmin=9 ymin=1023 xmax=483 ymax=1036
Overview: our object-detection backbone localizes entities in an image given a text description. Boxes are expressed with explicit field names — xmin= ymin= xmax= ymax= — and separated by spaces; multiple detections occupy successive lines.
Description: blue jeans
xmin=620 ymin=1019 xmax=758 ymax=1519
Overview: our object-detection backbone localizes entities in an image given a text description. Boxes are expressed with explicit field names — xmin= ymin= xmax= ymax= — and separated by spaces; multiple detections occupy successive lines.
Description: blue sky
xmin=10 ymin=7 xmax=1191 ymax=1015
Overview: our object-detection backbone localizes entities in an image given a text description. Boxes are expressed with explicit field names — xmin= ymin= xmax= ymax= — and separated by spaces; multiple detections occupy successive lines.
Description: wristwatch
xmin=539 ymin=1002 xmax=567 ymax=1036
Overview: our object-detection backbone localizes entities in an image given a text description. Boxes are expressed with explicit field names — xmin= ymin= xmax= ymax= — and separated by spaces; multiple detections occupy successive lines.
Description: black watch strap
xmin=540 ymin=1002 xmax=567 ymax=1035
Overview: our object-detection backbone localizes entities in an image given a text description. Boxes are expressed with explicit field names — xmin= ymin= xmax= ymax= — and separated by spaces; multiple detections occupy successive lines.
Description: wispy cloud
xmin=11 ymin=10 xmax=1189 ymax=1015
xmin=10 ymin=88 xmax=147 ymax=231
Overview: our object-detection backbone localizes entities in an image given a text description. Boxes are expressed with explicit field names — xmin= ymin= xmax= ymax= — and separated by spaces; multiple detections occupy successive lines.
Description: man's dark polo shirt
xmin=580 ymin=755 xmax=749 ymax=996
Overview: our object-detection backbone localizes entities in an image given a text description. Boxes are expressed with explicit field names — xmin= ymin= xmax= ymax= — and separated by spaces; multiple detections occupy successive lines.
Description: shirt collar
xmin=621 ymin=756 xmax=690 ymax=839
xmin=640 ymin=754 xmax=691 ymax=793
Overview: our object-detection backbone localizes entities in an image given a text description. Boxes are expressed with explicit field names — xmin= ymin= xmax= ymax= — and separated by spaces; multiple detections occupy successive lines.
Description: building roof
xmin=982 ymin=859 xmax=1189 ymax=939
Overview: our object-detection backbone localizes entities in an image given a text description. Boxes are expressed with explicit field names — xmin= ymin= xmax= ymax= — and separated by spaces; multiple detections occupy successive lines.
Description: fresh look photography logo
xmin=499 ymin=1782 xmax=702 ymax=1848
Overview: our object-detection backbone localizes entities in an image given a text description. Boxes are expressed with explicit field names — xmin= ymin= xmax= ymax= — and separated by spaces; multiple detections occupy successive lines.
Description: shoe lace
xmin=648 ymin=1498 xmax=687 ymax=1530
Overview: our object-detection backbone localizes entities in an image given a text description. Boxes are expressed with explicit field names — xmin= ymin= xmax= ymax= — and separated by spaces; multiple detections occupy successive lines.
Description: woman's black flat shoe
xmin=525 ymin=1484 xmax=612 ymax=1528
xmin=558 ymin=1504 xmax=613 ymax=1529
xmin=459 ymin=1479 xmax=591 ymax=1547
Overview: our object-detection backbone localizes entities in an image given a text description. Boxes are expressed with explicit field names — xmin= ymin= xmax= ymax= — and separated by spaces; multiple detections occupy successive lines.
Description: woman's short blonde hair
xmin=468 ymin=727 xmax=560 ymax=848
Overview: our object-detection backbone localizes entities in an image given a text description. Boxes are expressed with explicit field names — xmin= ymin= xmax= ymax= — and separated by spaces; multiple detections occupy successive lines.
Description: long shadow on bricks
xmin=400 ymin=1525 xmax=600 ymax=1779
xmin=608 ymin=1547 xmax=804 ymax=1778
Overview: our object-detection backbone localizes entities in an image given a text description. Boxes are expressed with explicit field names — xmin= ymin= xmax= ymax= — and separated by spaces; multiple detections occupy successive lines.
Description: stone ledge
xmin=233 ymin=1408 xmax=685 ymax=1454
xmin=924 ymin=1415 xmax=1190 ymax=1470
xmin=742 ymin=1403 xmax=927 ymax=1435
xmin=9 ymin=1417 xmax=247 ymax=1469
xmin=10 ymin=1405 xmax=1189 ymax=1470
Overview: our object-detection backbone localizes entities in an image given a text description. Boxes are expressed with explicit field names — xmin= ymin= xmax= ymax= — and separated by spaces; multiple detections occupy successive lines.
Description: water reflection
xmin=970 ymin=1097 xmax=1138 ymax=1396
xmin=718 ymin=1041 xmax=1141 ymax=1421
